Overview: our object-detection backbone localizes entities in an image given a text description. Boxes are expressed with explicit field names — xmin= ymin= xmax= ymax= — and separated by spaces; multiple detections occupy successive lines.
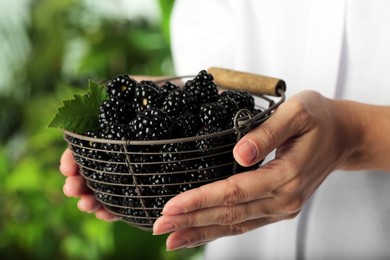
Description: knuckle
xmin=271 ymin=174 xmax=301 ymax=198
xmin=281 ymin=196 xmax=305 ymax=214
xmin=258 ymin=124 xmax=278 ymax=150
xmin=223 ymin=178 xmax=247 ymax=205
xmin=228 ymin=223 xmax=247 ymax=236
xmin=196 ymin=227 xmax=208 ymax=243
xmin=187 ymin=212 xmax=200 ymax=227
xmin=288 ymin=97 xmax=315 ymax=125
xmin=217 ymin=206 xmax=242 ymax=225
xmin=272 ymin=178 xmax=305 ymax=214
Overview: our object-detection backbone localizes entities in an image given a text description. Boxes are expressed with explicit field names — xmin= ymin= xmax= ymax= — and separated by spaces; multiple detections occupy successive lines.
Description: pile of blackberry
xmin=65 ymin=70 xmax=263 ymax=229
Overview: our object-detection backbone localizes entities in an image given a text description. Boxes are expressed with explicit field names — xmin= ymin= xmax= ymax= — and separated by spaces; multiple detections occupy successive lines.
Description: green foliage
xmin=49 ymin=81 xmax=107 ymax=133
xmin=0 ymin=0 xmax=203 ymax=259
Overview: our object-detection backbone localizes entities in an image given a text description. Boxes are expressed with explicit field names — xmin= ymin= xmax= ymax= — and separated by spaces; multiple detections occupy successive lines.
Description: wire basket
xmin=64 ymin=68 xmax=286 ymax=231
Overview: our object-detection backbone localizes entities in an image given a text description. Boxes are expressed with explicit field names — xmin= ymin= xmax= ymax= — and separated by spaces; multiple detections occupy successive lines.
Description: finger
xmin=165 ymin=216 xmax=287 ymax=251
xmin=60 ymin=148 xmax=79 ymax=176
xmin=77 ymin=194 xmax=101 ymax=213
xmin=233 ymin=99 xmax=309 ymax=167
xmin=154 ymin=196 xmax=281 ymax=235
xmin=63 ymin=175 xmax=90 ymax=197
xmin=95 ymin=208 xmax=120 ymax=222
xmin=161 ymin=169 xmax=282 ymax=216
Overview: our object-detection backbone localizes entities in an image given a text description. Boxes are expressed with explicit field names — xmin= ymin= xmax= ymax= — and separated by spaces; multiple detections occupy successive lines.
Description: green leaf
xmin=48 ymin=80 xmax=107 ymax=133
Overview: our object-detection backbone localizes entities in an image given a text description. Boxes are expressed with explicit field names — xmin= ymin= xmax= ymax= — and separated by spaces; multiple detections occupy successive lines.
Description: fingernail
xmin=167 ymin=238 xmax=188 ymax=251
xmin=236 ymin=140 xmax=257 ymax=164
xmin=153 ymin=223 xmax=175 ymax=235
xmin=162 ymin=206 xmax=185 ymax=215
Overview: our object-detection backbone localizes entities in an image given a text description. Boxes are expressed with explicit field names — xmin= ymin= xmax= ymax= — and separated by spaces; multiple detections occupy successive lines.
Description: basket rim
xmin=64 ymin=126 xmax=237 ymax=145
xmin=63 ymin=84 xmax=285 ymax=145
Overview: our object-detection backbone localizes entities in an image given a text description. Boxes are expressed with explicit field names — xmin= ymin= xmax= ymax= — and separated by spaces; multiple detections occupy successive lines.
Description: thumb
xmin=233 ymin=101 xmax=305 ymax=167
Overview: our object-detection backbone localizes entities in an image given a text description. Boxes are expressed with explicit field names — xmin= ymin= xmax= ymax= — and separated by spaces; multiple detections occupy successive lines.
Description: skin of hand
xmin=152 ymin=90 xmax=390 ymax=251
xmin=59 ymin=89 xmax=390 ymax=250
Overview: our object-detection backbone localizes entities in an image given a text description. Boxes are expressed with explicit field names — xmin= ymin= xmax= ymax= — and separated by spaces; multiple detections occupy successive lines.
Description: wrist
xmin=331 ymin=99 xmax=390 ymax=171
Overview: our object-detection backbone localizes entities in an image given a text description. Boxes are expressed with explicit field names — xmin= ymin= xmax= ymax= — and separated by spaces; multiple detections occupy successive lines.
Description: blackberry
xmin=186 ymin=156 xmax=228 ymax=183
xmin=184 ymin=70 xmax=219 ymax=104
xmin=71 ymin=130 xmax=107 ymax=169
xmin=121 ymin=186 xmax=141 ymax=208
xmin=99 ymin=124 xmax=133 ymax=152
xmin=176 ymin=183 xmax=196 ymax=194
xmin=98 ymin=97 xmax=135 ymax=128
xmin=196 ymin=125 xmax=230 ymax=153
xmin=252 ymin=107 xmax=263 ymax=116
xmin=145 ymin=174 xmax=174 ymax=186
xmin=83 ymin=168 xmax=109 ymax=184
xmin=162 ymin=89 xmax=197 ymax=115
xmin=106 ymin=74 xmax=137 ymax=102
xmin=103 ymin=157 xmax=132 ymax=184
xmin=129 ymin=108 xmax=173 ymax=140
xmin=138 ymin=80 xmax=160 ymax=91
xmin=95 ymin=190 xmax=121 ymax=206
xmin=171 ymin=111 xmax=201 ymax=138
xmin=128 ymin=145 xmax=162 ymax=175
xmin=161 ymin=142 xmax=197 ymax=173
xmin=160 ymin=81 xmax=180 ymax=97
xmin=199 ymin=102 xmax=229 ymax=129
xmin=221 ymin=90 xmax=255 ymax=111
xmin=148 ymin=196 xmax=171 ymax=217
xmin=217 ymin=96 xmax=240 ymax=128
xmin=132 ymin=82 xmax=163 ymax=113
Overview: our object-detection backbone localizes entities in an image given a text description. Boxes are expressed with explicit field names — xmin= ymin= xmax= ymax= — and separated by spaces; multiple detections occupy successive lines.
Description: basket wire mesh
xmin=64 ymin=76 xmax=285 ymax=231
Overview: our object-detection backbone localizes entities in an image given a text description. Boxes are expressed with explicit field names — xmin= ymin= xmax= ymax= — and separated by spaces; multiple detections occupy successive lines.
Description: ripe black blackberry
xmin=99 ymin=124 xmax=134 ymax=152
xmin=199 ymin=102 xmax=229 ymax=129
xmin=221 ymin=90 xmax=255 ymax=111
xmin=129 ymin=108 xmax=173 ymax=140
xmin=148 ymin=196 xmax=171 ymax=218
xmin=252 ymin=107 xmax=263 ymax=117
xmin=70 ymin=130 xmax=107 ymax=170
xmin=132 ymin=82 xmax=163 ymax=113
xmin=162 ymin=89 xmax=197 ymax=115
xmin=95 ymin=190 xmax=121 ymax=206
xmin=175 ymin=183 xmax=196 ymax=194
xmin=98 ymin=97 xmax=135 ymax=128
xmin=160 ymin=81 xmax=180 ymax=97
xmin=106 ymin=74 xmax=137 ymax=102
xmin=184 ymin=70 xmax=219 ymax=104
xmin=82 ymin=168 xmax=106 ymax=183
xmin=103 ymin=157 xmax=132 ymax=184
xmin=185 ymin=156 xmax=229 ymax=183
xmin=171 ymin=111 xmax=201 ymax=138
xmin=128 ymin=144 xmax=163 ymax=175
xmin=138 ymin=80 xmax=160 ymax=91
xmin=120 ymin=186 xmax=142 ymax=209
xmin=195 ymin=125 xmax=230 ymax=154
xmin=161 ymin=142 xmax=197 ymax=173
xmin=217 ymin=96 xmax=240 ymax=128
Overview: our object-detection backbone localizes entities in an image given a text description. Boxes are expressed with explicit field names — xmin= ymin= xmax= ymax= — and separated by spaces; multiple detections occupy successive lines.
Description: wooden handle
xmin=208 ymin=67 xmax=286 ymax=96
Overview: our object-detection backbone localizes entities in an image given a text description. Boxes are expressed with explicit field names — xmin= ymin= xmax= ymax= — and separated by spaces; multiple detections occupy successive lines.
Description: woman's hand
xmin=152 ymin=90 xmax=366 ymax=251
xmin=60 ymin=148 xmax=120 ymax=221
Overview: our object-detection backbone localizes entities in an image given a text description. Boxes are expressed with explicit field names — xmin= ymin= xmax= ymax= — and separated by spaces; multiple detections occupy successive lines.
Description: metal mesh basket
xmin=64 ymin=68 xmax=286 ymax=231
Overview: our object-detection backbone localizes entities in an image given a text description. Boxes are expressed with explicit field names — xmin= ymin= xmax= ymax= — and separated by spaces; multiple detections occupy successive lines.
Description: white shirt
xmin=171 ymin=0 xmax=390 ymax=259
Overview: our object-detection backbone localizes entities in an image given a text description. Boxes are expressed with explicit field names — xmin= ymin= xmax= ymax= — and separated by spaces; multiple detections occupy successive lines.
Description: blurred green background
xmin=0 ymin=0 xmax=203 ymax=259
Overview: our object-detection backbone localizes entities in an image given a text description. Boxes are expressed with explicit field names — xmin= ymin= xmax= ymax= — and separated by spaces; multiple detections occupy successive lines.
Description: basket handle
xmin=208 ymin=67 xmax=286 ymax=96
